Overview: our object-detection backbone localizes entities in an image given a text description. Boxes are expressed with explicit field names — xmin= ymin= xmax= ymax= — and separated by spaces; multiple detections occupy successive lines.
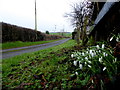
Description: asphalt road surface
xmin=2 ymin=38 xmax=71 ymax=59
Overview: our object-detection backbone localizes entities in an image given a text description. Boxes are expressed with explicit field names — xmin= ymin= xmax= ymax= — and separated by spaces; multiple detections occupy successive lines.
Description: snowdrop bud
xmin=79 ymin=64 xmax=82 ymax=69
xmin=96 ymin=45 xmax=99 ymax=49
xmin=110 ymin=37 xmax=113 ymax=41
xmin=73 ymin=61 xmax=77 ymax=66
xmin=103 ymin=52 xmax=106 ymax=57
xmin=113 ymin=58 xmax=117 ymax=63
xmin=116 ymin=37 xmax=119 ymax=42
xmin=103 ymin=67 xmax=106 ymax=71
xmin=75 ymin=72 xmax=78 ymax=75
xmin=85 ymin=57 xmax=88 ymax=60
xmin=90 ymin=50 xmax=92 ymax=54
xmin=71 ymin=54 xmax=74 ymax=58
xmin=99 ymin=57 xmax=102 ymax=63
xmin=85 ymin=62 xmax=87 ymax=65
xmin=88 ymin=65 xmax=91 ymax=68
xmin=88 ymin=60 xmax=91 ymax=64
xmin=82 ymin=53 xmax=85 ymax=56
xmin=102 ymin=44 xmax=105 ymax=49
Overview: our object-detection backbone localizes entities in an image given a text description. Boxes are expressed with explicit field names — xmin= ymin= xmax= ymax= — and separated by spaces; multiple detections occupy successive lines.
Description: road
xmin=2 ymin=38 xmax=71 ymax=59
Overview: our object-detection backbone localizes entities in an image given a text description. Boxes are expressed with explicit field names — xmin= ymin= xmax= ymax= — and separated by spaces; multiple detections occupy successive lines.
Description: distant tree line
xmin=2 ymin=22 xmax=63 ymax=43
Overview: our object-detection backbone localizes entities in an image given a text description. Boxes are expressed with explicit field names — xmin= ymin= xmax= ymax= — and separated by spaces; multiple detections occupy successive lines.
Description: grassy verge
xmin=50 ymin=33 xmax=72 ymax=37
xmin=2 ymin=39 xmax=77 ymax=89
xmin=2 ymin=38 xmax=64 ymax=50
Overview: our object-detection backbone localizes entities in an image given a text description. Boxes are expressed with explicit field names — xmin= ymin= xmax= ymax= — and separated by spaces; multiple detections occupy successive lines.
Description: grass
xmin=2 ymin=39 xmax=77 ymax=89
xmin=2 ymin=38 xmax=64 ymax=50
xmin=50 ymin=32 xmax=72 ymax=37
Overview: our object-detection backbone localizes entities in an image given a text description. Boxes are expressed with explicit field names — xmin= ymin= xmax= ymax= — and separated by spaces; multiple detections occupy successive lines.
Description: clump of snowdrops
xmin=71 ymin=43 xmax=118 ymax=89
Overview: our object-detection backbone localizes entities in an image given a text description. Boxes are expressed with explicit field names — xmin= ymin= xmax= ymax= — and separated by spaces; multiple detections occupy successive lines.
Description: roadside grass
xmin=2 ymin=39 xmax=77 ymax=89
xmin=50 ymin=33 xmax=72 ymax=37
xmin=2 ymin=38 xmax=64 ymax=50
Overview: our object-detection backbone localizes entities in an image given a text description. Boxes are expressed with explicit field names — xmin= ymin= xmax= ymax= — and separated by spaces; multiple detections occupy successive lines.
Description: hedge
xmin=2 ymin=22 xmax=63 ymax=42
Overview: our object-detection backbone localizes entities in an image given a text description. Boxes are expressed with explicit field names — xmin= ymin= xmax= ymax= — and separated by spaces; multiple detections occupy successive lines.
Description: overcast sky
xmin=0 ymin=0 xmax=83 ymax=32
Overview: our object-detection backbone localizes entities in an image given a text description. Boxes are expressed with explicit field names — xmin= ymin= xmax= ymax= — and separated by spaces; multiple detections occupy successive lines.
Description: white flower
xmin=88 ymin=65 xmax=91 ymax=68
xmin=73 ymin=61 xmax=77 ymax=66
xmin=103 ymin=67 xmax=106 ymax=71
xmin=88 ymin=60 xmax=91 ymax=64
xmin=85 ymin=57 xmax=88 ymax=60
xmin=71 ymin=54 xmax=74 ymax=58
xmin=113 ymin=58 xmax=117 ymax=63
xmin=116 ymin=37 xmax=119 ymax=42
xmin=75 ymin=72 xmax=78 ymax=75
xmin=110 ymin=37 xmax=113 ymax=41
xmin=85 ymin=62 xmax=87 ymax=65
xmin=89 ymin=50 xmax=92 ymax=54
xmin=82 ymin=52 xmax=85 ymax=56
xmin=99 ymin=57 xmax=103 ymax=63
xmin=79 ymin=64 xmax=82 ymax=69
xmin=103 ymin=52 xmax=106 ymax=57
xmin=102 ymin=44 xmax=105 ymax=49
xmin=96 ymin=45 xmax=99 ymax=49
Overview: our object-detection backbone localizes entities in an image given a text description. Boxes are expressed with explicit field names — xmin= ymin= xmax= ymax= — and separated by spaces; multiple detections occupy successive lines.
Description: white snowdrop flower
xmin=75 ymin=72 xmax=78 ymax=75
xmin=102 ymin=44 xmax=105 ymax=49
xmin=88 ymin=60 xmax=91 ymax=64
xmin=99 ymin=57 xmax=103 ymax=63
xmin=92 ymin=80 xmax=94 ymax=83
xmin=91 ymin=52 xmax=95 ymax=57
xmin=103 ymin=52 xmax=106 ymax=57
xmin=79 ymin=64 xmax=83 ymax=69
xmin=96 ymin=45 xmax=99 ymax=49
xmin=73 ymin=61 xmax=77 ymax=66
xmin=89 ymin=50 xmax=92 ymax=54
xmin=105 ymin=53 xmax=108 ymax=57
xmin=103 ymin=67 xmax=106 ymax=71
xmin=110 ymin=37 xmax=113 ymax=41
xmin=116 ymin=37 xmax=119 ymax=42
xmin=113 ymin=58 xmax=117 ymax=63
xmin=99 ymin=50 xmax=101 ymax=53
xmin=85 ymin=57 xmax=88 ymax=60
xmin=82 ymin=52 xmax=85 ymax=56
xmin=85 ymin=62 xmax=87 ymax=65
xmin=71 ymin=54 xmax=74 ymax=58
xmin=88 ymin=65 xmax=91 ymax=68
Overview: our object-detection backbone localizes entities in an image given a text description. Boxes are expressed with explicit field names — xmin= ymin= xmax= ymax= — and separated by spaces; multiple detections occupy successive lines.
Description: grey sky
xmin=0 ymin=0 xmax=83 ymax=32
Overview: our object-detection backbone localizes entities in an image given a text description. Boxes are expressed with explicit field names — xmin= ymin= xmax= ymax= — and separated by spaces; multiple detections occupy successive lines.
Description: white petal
xmin=79 ymin=64 xmax=82 ymax=69
xmin=103 ymin=67 xmax=106 ymax=71
xmin=75 ymin=72 xmax=78 ymax=75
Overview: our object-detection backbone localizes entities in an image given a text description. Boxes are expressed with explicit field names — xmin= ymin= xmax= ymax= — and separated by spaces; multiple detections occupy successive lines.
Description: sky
xmin=0 ymin=0 xmax=83 ymax=32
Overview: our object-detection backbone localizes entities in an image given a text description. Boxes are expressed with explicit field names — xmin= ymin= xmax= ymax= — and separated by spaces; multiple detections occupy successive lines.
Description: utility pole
xmin=35 ymin=0 xmax=37 ymax=31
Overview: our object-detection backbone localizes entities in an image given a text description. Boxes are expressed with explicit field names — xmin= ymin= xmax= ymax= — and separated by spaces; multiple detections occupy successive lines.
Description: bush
xmin=2 ymin=22 xmax=63 ymax=42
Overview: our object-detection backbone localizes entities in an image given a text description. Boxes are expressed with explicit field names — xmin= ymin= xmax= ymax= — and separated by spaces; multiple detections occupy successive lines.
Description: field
xmin=2 ymin=38 xmax=63 ymax=50
xmin=50 ymin=32 xmax=72 ymax=37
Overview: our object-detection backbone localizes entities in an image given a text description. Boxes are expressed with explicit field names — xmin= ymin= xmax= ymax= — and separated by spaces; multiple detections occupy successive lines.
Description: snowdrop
xmin=96 ymin=45 xmax=100 ymax=49
xmin=110 ymin=37 xmax=113 ymax=41
xmin=113 ymin=58 xmax=117 ymax=63
xmin=79 ymin=64 xmax=83 ymax=69
xmin=73 ymin=61 xmax=77 ymax=66
xmin=75 ymin=72 xmax=78 ymax=75
xmin=99 ymin=57 xmax=103 ymax=63
xmin=71 ymin=54 xmax=74 ymax=58
xmin=88 ymin=65 xmax=91 ymax=68
xmin=116 ymin=37 xmax=119 ymax=42
xmin=102 ymin=44 xmax=105 ymax=49
xmin=103 ymin=52 xmax=106 ymax=57
xmin=103 ymin=67 xmax=106 ymax=71
xmin=88 ymin=60 xmax=91 ymax=64
xmin=85 ymin=57 xmax=88 ymax=60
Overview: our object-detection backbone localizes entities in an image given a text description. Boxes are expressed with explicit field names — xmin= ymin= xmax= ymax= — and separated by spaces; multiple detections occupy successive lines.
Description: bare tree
xmin=65 ymin=0 xmax=94 ymax=45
